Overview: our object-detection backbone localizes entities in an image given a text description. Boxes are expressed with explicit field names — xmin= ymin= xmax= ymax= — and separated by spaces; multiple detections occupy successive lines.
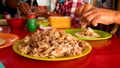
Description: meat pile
xmin=18 ymin=29 xmax=89 ymax=58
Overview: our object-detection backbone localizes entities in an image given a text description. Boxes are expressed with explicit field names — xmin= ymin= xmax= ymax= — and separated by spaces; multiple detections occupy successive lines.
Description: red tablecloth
xmin=0 ymin=26 xmax=120 ymax=68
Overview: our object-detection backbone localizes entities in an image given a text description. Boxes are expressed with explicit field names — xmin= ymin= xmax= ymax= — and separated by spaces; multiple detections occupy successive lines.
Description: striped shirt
xmin=54 ymin=0 xmax=83 ymax=28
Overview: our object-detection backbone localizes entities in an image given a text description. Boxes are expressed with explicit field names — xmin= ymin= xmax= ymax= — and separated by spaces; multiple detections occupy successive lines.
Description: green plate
xmin=0 ymin=63 xmax=4 ymax=68
xmin=13 ymin=40 xmax=92 ymax=61
xmin=64 ymin=28 xmax=112 ymax=40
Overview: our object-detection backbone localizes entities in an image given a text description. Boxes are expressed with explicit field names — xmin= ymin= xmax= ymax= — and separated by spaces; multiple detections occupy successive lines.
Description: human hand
xmin=31 ymin=6 xmax=48 ymax=17
xmin=75 ymin=3 xmax=93 ymax=28
xmin=75 ymin=3 xmax=93 ymax=18
xmin=18 ymin=2 xmax=31 ymax=16
xmin=18 ymin=2 xmax=48 ymax=17
xmin=5 ymin=0 xmax=19 ymax=9
xmin=76 ymin=3 xmax=118 ymax=26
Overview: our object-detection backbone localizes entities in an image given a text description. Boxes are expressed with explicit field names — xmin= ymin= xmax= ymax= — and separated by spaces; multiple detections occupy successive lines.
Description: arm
xmin=48 ymin=12 xmax=62 ymax=16
xmin=18 ymin=2 xmax=62 ymax=17
xmin=115 ymin=11 xmax=120 ymax=24
xmin=76 ymin=3 xmax=120 ymax=26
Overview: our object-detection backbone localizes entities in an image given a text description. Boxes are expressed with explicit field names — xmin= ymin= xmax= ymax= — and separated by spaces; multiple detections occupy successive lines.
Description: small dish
xmin=0 ymin=33 xmax=19 ymax=49
xmin=7 ymin=18 xmax=26 ymax=29
xmin=0 ymin=19 xmax=7 ymax=26
xmin=64 ymin=28 xmax=112 ymax=40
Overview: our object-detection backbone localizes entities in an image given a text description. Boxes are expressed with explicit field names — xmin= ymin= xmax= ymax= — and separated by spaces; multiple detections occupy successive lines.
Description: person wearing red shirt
xmin=18 ymin=0 xmax=84 ymax=28
xmin=53 ymin=0 xmax=82 ymax=28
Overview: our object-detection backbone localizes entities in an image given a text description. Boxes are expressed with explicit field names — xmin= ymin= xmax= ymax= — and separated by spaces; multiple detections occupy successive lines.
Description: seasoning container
xmin=0 ymin=14 xmax=3 ymax=19
xmin=49 ymin=16 xmax=71 ymax=28
xmin=26 ymin=14 xmax=37 ymax=32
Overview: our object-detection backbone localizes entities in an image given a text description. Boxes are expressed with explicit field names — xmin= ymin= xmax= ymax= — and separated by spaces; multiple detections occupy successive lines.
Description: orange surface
xmin=0 ymin=33 xmax=19 ymax=49
xmin=1 ymin=26 xmax=120 ymax=68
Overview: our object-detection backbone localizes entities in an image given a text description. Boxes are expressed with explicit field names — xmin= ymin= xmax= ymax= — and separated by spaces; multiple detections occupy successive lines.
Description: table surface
xmin=0 ymin=26 xmax=120 ymax=68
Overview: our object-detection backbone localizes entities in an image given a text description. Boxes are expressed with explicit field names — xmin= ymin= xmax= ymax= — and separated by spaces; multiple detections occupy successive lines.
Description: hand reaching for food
xmin=31 ymin=6 xmax=48 ymax=17
xmin=76 ymin=3 xmax=120 ymax=26
xmin=75 ymin=3 xmax=100 ymax=38
xmin=76 ymin=3 xmax=93 ymax=29
xmin=18 ymin=2 xmax=48 ymax=17
xmin=18 ymin=2 xmax=31 ymax=16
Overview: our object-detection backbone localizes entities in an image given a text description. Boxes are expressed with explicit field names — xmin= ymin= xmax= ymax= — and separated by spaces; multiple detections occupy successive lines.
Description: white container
xmin=36 ymin=0 xmax=50 ymax=6
xmin=50 ymin=0 xmax=57 ymax=11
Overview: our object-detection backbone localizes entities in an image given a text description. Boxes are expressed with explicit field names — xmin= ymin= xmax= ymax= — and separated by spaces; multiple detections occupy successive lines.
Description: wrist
xmin=115 ymin=11 xmax=120 ymax=24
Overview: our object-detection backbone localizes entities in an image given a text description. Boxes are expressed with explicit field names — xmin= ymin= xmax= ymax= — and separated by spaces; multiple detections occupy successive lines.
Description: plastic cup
xmin=27 ymin=18 xmax=37 ymax=32
xmin=7 ymin=18 xmax=26 ymax=29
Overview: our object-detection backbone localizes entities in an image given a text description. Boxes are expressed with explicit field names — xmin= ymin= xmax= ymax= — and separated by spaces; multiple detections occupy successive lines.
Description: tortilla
xmin=0 ymin=38 xmax=6 ymax=46
xmin=75 ymin=32 xmax=92 ymax=38
xmin=75 ymin=32 xmax=100 ymax=38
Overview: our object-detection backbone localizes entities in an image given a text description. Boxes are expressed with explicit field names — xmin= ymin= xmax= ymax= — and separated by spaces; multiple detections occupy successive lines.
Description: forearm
xmin=35 ymin=6 xmax=62 ymax=17
xmin=115 ymin=11 xmax=120 ymax=24
xmin=2 ymin=0 xmax=6 ymax=6
xmin=48 ymin=12 xmax=62 ymax=16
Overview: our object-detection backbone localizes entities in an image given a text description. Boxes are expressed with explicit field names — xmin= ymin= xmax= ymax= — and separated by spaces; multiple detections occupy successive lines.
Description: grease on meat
xmin=18 ymin=29 xmax=89 ymax=58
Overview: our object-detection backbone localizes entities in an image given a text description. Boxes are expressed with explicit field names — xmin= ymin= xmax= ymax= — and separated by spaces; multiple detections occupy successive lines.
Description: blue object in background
xmin=19 ymin=0 xmax=28 ymax=2
xmin=0 ymin=62 xmax=5 ymax=68
xmin=59 ymin=0 xmax=64 ymax=3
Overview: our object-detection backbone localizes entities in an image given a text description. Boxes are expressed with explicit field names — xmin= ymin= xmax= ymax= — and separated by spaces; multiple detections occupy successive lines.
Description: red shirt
xmin=54 ymin=0 xmax=83 ymax=28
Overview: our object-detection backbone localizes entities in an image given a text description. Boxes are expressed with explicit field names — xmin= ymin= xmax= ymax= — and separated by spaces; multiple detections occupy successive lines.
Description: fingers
xmin=24 ymin=2 xmax=30 ymax=11
xmin=84 ymin=9 xmax=97 ymax=23
xmin=76 ymin=4 xmax=86 ymax=16
xmin=79 ymin=4 xmax=100 ymax=26
xmin=78 ymin=4 xmax=117 ymax=26
xmin=18 ymin=2 xmax=30 ymax=16
xmin=75 ymin=3 xmax=92 ymax=17
xmin=75 ymin=7 xmax=80 ymax=17
xmin=91 ymin=17 xmax=99 ymax=26
xmin=84 ymin=12 xmax=100 ymax=26
xmin=81 ymin=3 xmax=93 ymax=15
xmin=91 ymin=15 xmax=107 ymax=26
xmin=83 ymin=7 xmax=95 ymax=17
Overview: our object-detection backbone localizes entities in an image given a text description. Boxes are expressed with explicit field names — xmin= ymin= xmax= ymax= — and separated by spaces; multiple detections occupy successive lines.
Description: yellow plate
xmin=13 ymin=40 xmax=92 ymax=61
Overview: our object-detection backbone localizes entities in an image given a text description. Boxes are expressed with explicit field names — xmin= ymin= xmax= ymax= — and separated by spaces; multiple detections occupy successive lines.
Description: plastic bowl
xmin=7 ymin=18 xmax=26 ymax=29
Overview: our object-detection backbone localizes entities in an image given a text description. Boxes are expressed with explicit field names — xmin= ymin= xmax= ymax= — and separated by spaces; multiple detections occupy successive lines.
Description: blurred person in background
xmin=18 ymin=0 xmax=50 ymax=18
xmin=18 ymin=0 xmax=84 ymax=28
xmin=1 ymin=0 xmax=19 ymax=17
xmin=0 ymin=0 xmax=6 ymax=14
xmin=52 ymin=0 xmax=83 ymax=28
xmin=0 ymin=0 xmax=37 ymax=17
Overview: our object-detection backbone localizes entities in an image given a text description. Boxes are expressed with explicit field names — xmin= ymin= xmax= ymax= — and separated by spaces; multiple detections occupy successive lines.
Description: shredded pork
xmin=18 ymin=29 xmax=89 ymax=58
xmin=75 ymin=27 xmax=100 ymax=38
xmin=77 ymin=17 xmax=100 ymax=38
